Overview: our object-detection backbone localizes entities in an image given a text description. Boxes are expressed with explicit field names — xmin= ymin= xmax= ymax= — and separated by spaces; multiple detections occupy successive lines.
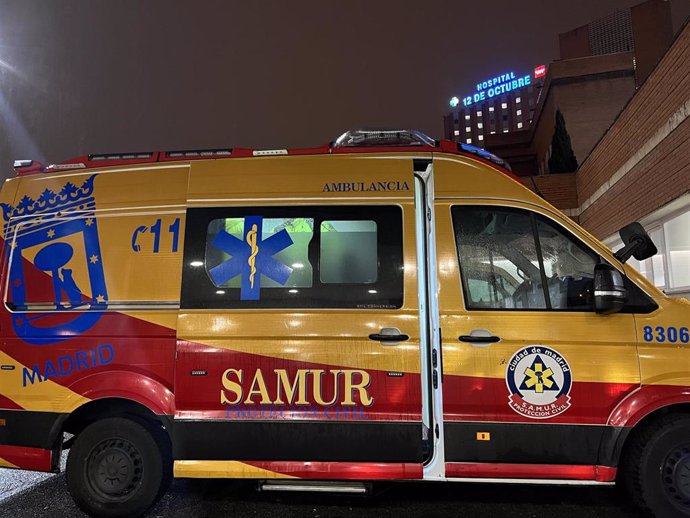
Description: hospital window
xmin=516 ymin=97 xmax=521 ymax=103
xmin=517 ymin=122 xmax=523 ymax=129
xmin=605 ymin=209 xmax=690 ymax=293
xmin=501 ymin=102 xmax=507 ymax=109
xmin=454 ymin=130 xmax=460 ymax=136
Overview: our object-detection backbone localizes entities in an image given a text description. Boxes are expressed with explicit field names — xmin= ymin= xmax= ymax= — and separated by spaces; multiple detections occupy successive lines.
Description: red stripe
xmin=445 ymin=462 xmax=617 ymax=481
xmin=443 ymin=373 xmax=637 ymax=425
xmin=0 ymin=393 xmax=23 ymax=410
xmin=243 ymin=460 xmax=422 ymax=480
xmin=608 ymin=384 xmax=690 ymax=427
xmin=0 ymin=445 xmax=52 ymax=471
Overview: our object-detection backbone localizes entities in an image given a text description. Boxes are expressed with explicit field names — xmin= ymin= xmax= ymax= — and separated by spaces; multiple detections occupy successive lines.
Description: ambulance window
xmin=452 ymin=206 xmax=547 ymax=310
xmin=452 ymin=206 xmax=603 ymax=311
xmin=205 ymin=217 xmax=315 ymax=289
xmin=320 ymin=220 xmax=377 ymax=284
xmin=536 ymin=217 xmax=599 ymax=310
xmin=181 ymin=206 xmax=403 ymax=309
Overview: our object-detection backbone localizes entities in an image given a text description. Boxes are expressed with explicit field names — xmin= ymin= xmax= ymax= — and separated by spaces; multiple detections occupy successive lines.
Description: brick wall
xmin=521 ymin=173 xmax=578 ymax=210
xmin=576 ymin=23 xmax=690 ymax=239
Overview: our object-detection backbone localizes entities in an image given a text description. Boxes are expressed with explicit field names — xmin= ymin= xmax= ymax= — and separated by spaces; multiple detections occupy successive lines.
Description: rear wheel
xmin=66 ymin=417 xmax=171 ymax=518
xmin=623 ymin=414 xmax=690 ymax=517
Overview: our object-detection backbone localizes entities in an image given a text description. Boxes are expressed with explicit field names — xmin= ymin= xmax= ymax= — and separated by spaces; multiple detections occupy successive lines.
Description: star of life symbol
xmin=506 ymin=346 xmax=572 ymax=419
xmin=209 ymin=216 xmax=294 ymax=300
xmin=1 ymin=175 xmax=108 ymax=345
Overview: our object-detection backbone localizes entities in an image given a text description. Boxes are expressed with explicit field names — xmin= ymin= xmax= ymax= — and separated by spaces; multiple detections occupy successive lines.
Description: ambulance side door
xmin=437 ymin=200 xmax=641 ymax=471
xmin=173 ymin=156 xmax=425 ymax=469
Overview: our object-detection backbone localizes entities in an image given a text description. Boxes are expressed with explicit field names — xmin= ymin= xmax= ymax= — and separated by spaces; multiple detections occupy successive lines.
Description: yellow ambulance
xmin=0 ymin=129 xmax=688 ymax=518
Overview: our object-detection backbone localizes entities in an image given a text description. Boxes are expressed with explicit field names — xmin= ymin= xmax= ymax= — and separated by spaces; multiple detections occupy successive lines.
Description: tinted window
xmin=182 ymin=206 xmax=402 ymax=309
xmin=320 ymin=220 xmax=377 ymax=284
xmin=453 ymin=207 xmax=546 ymax=309
xmin=536 ymin=218 xmax=598 ymax=310
xmin=452 ymin=206 xmax=600 ymax=311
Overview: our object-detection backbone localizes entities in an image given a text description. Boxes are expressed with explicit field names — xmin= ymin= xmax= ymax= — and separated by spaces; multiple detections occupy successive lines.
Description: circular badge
xmin=506 ymin=346 xmax=572 ymax=419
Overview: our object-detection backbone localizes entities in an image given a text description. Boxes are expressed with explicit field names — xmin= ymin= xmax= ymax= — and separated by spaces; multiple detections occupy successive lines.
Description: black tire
xmin=66 ymin=417 xmax=171 ymax=518
xmin=622 ymin=414 xmax=690 ymax=518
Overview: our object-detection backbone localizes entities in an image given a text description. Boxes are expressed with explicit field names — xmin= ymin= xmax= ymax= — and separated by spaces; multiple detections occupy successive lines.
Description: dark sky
xmin=0 ymin=0 xmax=688 ymax=174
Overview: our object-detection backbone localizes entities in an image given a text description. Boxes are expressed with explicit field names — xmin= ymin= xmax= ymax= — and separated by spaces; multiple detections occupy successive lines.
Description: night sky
xmin=0 ymin=0 xmax=688 ymax=175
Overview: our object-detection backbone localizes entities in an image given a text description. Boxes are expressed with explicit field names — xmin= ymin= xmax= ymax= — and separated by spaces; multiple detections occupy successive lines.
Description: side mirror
xmin=594 ymin=264 xmax=628 ymax=314
xmin=614 ymin=222 xmax=657 ymax=263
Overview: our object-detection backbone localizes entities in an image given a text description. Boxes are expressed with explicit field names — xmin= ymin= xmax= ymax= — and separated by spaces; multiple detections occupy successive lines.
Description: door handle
xmin=459 ymin=329 xmax=501 ymax=347
xmin=369 ymin=327 xmax=409 ymax=344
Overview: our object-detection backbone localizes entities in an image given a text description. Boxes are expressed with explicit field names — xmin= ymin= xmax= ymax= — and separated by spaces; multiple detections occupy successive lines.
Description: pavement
xmin=0 ymin=467 xmax=649 ymax=518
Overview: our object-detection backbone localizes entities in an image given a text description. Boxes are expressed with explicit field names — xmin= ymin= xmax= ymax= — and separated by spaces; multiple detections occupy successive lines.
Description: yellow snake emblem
xmin=246 ymin=224 xmax=259 ymax=288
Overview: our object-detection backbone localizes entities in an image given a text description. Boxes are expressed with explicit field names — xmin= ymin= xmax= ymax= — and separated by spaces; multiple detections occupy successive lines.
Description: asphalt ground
xmin=0 ymin=471 xmax=648 ymax=518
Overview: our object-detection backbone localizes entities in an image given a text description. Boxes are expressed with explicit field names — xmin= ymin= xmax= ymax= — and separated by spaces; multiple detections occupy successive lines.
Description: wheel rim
xmin=662 ymin=445 xmax=690 ymax=508
xmin=86 ymin=437 xmax=144 ymax=502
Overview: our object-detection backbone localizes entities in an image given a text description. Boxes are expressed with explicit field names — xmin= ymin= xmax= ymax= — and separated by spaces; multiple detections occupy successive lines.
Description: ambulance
xmin=0 ymin=129 xmax=688 ymax=518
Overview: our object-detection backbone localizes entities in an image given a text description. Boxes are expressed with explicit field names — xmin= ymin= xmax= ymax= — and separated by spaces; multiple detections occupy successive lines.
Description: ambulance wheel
xmin=66 ymin=417 xmax=171 ymax=518
xmin=623 ymin=414 xmax=690 ymax=517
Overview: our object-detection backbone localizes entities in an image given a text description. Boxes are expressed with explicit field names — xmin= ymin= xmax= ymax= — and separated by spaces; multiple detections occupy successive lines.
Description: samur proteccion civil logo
xmin=1 ymin=174 xmax=108 ymax=345
xmin=208 ymin=216 xmax=294 ymax=300
xmin=506 ymin=346 xmax=572 ymax=419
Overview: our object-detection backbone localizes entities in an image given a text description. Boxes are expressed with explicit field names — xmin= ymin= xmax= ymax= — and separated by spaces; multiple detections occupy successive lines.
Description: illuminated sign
xmin=462 ymin=71 xmax=531 ymax=107
xmin=449 ymin=65 xmax=546 ymax=109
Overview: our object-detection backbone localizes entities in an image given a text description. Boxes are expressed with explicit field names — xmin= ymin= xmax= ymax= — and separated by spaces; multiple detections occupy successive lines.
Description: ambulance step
xmin=259 ymin=480 xmax=369 ymax=494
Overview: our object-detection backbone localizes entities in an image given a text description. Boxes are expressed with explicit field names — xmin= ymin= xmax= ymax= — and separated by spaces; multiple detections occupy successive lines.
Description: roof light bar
xmin=45 ymin=162 xmax=87 ymax=171
xmin=89 ymin=152 xmax=153 ymax=161
xmin=165 ymin=149 xmax=232 ymax=158
xmin=459 ymin=142 xmax=511 ymax=171
xmin=333 ymin=129 xmax=436 ymax=148
xmin=252 ymin=149 xmax=288 ymax=156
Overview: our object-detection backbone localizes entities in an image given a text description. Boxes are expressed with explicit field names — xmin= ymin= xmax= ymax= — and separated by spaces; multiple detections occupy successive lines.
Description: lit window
xmin=664 ymin=211 xmax=690 ymax=288
xmin=477 ymin=111 xmax=482 ymax=117
xmin=516 ymin=109 xmax=522 ymax=116
xmin=454 ymin=130 xmax=460 ymax=136
xmin=466 ymin=138 xmax=472 ymax=144
xmin=503 ymin=129 xmax=509 ymax=133
xmin=516 ymin=97 xmax=521 ymax=103
xmin=465 ymin=114 xmax=470 ymax=120
xmin=489 ymin=106 xmax=495 ymax=112
xmin=490 ymin=131 xmax=496 ymax=134
xmin=477 ymin=123 xmax=483 ymax=129
xmin=501 ymin=102 xmax=507 ymax=109
xmin=517 ymin=122 xmax=523 ymax=129
xmin=478 ymin=135 xmax=484 ymax=141
xmin=465 ymin=126 xmax=471 ymax=132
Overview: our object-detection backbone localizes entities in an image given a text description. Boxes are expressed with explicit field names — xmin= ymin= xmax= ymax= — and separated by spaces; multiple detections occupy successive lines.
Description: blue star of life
xmin=208 ymin=216 xmax=294 ymax=300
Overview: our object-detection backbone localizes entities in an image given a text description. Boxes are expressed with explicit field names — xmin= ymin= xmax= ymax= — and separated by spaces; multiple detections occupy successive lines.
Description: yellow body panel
xmin=0 ymin=351 xmax=90 ymax=412
xmin=174 ymin=460 xmax=296 ymax=479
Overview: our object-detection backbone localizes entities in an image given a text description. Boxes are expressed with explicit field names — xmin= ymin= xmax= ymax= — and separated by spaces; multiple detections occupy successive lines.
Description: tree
xmin=548 ymin=109 xmax=578 ymax=173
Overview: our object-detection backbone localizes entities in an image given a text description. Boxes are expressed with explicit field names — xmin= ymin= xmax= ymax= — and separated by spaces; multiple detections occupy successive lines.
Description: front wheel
xmin=623 ymin=414 xmax=690 ymax=518
xmin=66 ymin=417 xmax=171 ymax=518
